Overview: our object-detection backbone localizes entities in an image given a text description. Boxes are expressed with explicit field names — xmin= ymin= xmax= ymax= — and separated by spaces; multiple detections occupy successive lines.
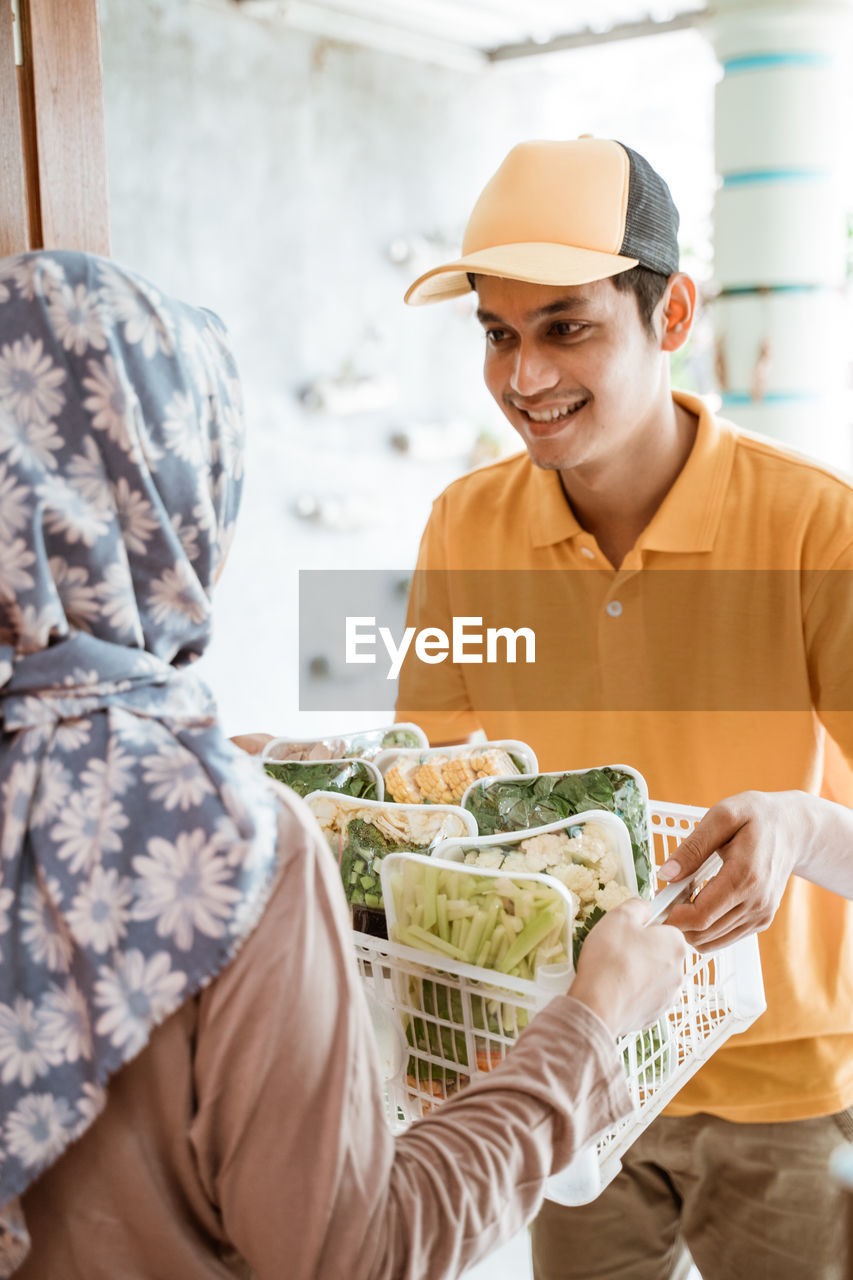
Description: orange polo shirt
xmin=397 ymin=389 xmax=853 ymax=1123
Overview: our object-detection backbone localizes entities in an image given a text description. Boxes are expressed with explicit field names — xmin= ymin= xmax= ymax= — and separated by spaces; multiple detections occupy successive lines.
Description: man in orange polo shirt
xmin=397 ymin=138 xmax=853 ymax=1279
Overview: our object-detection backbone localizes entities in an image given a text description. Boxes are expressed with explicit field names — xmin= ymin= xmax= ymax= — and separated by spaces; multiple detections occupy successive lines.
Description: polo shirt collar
xmin=528 ymin=390 xmax=736 ymax=554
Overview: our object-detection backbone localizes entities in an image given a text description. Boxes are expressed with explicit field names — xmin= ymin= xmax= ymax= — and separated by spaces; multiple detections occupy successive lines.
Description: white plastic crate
xmin=353 ymin=798 xmax=766 ymax=1204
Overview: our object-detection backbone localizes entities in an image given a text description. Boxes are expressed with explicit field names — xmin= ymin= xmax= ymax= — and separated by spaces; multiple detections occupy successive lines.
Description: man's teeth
xmin=524 ymin=402 xmax=586 ymax=423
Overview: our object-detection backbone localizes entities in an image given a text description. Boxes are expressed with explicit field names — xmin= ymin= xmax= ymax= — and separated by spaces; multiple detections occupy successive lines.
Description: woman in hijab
xmin=0 ymin=249 xmax=686 ymax=1280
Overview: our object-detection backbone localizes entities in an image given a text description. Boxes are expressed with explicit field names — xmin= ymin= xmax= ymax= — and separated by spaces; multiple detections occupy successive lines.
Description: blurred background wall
xmin=97 ymin=0 xmax=850 ymax=738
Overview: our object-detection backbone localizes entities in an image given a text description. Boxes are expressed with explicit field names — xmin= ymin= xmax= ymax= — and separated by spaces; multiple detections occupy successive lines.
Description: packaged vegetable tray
xmin=263 ymin=758 xmax=384 ymax=801
xmin=374 ymin=739 xmax=538 ymax=807
xmin=433 ymin=812 xmax=636 ymax=966
xmin=304 ymin=792 xmax=476 ymax=936
xmin=461 ymin=764 xmax=653 ymax=898
xmin=381 ymin=850 xmax=577 ymax=1105
xmin=262 ymin=722 xmax=427 ymax=764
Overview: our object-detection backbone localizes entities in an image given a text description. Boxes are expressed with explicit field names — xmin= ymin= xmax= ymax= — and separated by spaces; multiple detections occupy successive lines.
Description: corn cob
xmin=413 ymin=757 xmax=456 ymax=805
xmin=384 ymin=758 xmax=422 ymax=804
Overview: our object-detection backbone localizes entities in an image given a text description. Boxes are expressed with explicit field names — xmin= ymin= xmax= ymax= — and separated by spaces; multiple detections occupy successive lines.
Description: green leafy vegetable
xmin=339 ymin=818 xmax=423 ymax=910
xmin=464 ymin=767 xmax=652 ymax=897
xmin=263 ymin=760 xmax=379 ymax=800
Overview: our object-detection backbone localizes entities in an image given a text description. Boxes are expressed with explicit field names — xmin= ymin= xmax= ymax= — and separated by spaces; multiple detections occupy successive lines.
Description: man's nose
xmin=510 ymin=342 xmax=561 ymax=398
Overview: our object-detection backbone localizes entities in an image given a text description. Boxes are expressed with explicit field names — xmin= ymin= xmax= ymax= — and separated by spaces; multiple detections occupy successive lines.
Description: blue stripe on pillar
xmin=722 ymin=169 xmax=831 ymax=187
xmin=722 ymin=52 xmax=834 ymax=74
xmin=717 ymin=284 xmax=833 ymax=297
xmin=722 ymin=392 xmax=822 ymax=406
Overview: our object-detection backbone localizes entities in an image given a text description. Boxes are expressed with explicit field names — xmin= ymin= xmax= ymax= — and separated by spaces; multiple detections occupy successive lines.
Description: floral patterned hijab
xmin=0 ymin=251 xmax=279 ymax=1274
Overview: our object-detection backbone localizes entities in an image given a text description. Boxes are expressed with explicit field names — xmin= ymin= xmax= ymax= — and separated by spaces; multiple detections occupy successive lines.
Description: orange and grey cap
xmin=405 ymin=136 xmax=680 ymax=305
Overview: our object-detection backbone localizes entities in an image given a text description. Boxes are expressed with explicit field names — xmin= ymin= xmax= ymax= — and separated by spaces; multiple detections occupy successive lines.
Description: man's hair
xmin=467 ymin=264 xmax=670 ymax=338
xmin=609 ymin=265 xmax=670 ymax=337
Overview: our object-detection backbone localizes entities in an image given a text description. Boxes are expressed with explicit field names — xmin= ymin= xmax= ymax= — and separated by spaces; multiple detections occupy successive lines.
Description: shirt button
xmin=605 ymin=600 xmax=623 ymax=617
xmin=580 ymin=546 xmax=595 ymax=559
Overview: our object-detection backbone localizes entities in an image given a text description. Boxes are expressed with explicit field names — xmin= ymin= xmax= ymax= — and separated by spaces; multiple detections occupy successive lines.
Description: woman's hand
xmin=569 ymin=899 xmax=688 ymax=1037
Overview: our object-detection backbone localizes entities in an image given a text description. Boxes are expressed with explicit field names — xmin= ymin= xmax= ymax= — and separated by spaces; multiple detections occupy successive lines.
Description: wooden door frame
xmin=1 ymin=0 xmax=110 ymax=258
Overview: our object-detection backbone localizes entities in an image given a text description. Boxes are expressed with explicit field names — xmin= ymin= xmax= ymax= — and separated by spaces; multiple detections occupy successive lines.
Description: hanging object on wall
xmin=298 ymin=372 xmax=396 ymax=416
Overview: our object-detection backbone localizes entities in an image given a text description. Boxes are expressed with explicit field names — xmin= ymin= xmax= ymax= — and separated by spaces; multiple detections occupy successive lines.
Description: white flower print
xmin=0 ymin=538 xmax=36 ymax=602
xmin=67 ymin=865 xmax=132 ymax=954
xmin=0 ymin=997 xmax=63 ymax=1086
xmin=77 ymin=1081 xmax=106 ymax=1126
xmin=170 ymin=512 xmax=200 ymax=563
xmin=0 ymin=760 xmax=38 ymax=859
xmin=0 ymin=462 xmax=29 ymax=540
xmin=147 ymin=562 xmax=208 ymax=628
xmin=6 ymin=1093 xmax=74 ymax=1169
xmin=65 ymin=437 xmax=113 ymax=512
xmin=80 ymin=746 xmax=135 ymax=799
xmin=37 ymin=981 xmax=92 ymax=1063
xmin=50 ymin=790 xmax=129 ymax=875
xmin=52 ymin=718 xmax=93 ymax=752
xmin=47 ymin=281 xmax=108 ymax=356
xmin=0 ymin=403 xmax=64 ymax=471
xmin=94 ymin=950 xmax=186 ymax=1054
xmin=38 ymin=473 xmax=112 ymax=548
xmin=11 ymin=254 xmax=65 ymax=302
xmin=82 ymin=354 xmax=137 ymax=450
xmin=112 ymin=476 xmax=159 ymax=555
xmin=0 ymin=335 xmax=65 ymax=424
xmin=96 ymin=559 xmax=142 ymax=641
xmin=161 ymin=389 xmax=208 ymax=466
xmin=19 ymin=879 xmax=73 ymax=974
xmin=98 ymin=267 xmax=175 ymax=360
xmin=0 ymin=885 xmax=14 ymax=961
xmin=217 ymin=400 xmax=245 ymax=482
xmin=31 ymin=757 xmax=73 ymax=827
xmin=141 ymin=744 xmax=215 ymax=811
xmin=47 ymin=557 xmax=101 ymax=629
xmin=133 ymin=829 xmax=241 ymax=951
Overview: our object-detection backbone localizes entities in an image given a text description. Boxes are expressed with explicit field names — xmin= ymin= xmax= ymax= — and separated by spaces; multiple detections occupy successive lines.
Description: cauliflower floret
xmin=594 ymin=882 xmax=632 ymax=912
xmin=519 ymin=831 xmax=571 ymax=871
xmin=592 ymin=848 xmax=619 ymax=886
xmin=470 ymin=847 xmax=505 ymax=871
xmin=500 ymin=852 xmax=529 ymax=873
xmin=550 ymin=863 xmax=598 ymax=905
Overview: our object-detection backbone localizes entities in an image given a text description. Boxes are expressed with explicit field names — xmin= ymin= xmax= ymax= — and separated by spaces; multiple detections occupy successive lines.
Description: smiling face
xmin=476 ymin=274 xmax=675 ymax=480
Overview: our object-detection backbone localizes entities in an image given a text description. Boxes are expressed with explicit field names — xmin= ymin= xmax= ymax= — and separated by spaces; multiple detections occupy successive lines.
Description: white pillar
xmin=705 ymin=0 xmax=853 ymax=468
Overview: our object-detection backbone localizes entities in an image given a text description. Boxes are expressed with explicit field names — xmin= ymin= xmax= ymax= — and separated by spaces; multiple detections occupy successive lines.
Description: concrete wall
xmin=98 ymin=0 xmax=718 ymax=734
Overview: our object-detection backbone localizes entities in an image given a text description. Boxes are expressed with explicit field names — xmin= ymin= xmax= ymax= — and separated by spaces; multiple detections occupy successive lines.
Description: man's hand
xmin=569 ymin=899 xmax=689 ymax=1037
xmin=659 ymin=790 xmax=823 ymax=951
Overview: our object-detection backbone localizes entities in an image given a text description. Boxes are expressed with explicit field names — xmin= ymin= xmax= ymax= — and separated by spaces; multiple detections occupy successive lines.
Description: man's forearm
xmin=794 ymin=796 xmax=853 ymax=899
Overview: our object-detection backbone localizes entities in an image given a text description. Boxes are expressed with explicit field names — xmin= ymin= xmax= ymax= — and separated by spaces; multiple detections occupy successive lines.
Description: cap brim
xmin=405 ymin=242 xmax=639 ymax=306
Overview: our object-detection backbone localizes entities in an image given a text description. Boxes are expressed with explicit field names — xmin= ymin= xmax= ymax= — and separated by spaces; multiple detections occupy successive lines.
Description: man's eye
xmin=485 ymin=328 xmax=509 ymax=345
xmin=552 ymin=321 xmax=585 ymax=337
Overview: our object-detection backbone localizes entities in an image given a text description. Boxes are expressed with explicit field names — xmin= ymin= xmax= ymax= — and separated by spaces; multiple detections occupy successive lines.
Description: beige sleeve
xmin=189 ymin=800 xmax=631 ymax=1280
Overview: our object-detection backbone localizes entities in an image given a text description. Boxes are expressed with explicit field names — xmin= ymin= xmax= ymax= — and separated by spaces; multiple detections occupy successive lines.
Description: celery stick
xmin=498 ymin=908 xmax=561 ymax=974
xmin=397 ymin=924 xmax=467 ymax=961
xmin=390 ymin=872 xmax=404 ymax=920
xmin=451 ymin=916 xmax=463 ymax=950
xmin=422 ymin=864 xmax=438 ymax=932
xmin=487 ymin=924 xmax=506 ymax=964
xmin=436 ymin=894 xmax=449 ymax=941
xmin=458 ymin=916 xmax=471 ymax=954
xmin=463 ymin=909 xmax=488 ymax=964
xmin=496 ymin=931 xmax=512 ymax=967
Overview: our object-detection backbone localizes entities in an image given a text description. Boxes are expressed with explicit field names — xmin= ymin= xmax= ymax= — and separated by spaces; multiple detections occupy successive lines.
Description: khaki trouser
xmin=531 ymin=1109 xmax=853 ymax=1280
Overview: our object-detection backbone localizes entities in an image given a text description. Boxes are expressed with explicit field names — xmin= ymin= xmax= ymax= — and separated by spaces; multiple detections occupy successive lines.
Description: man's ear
xmin=660 ymin=273 xmax=696 ymax=352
